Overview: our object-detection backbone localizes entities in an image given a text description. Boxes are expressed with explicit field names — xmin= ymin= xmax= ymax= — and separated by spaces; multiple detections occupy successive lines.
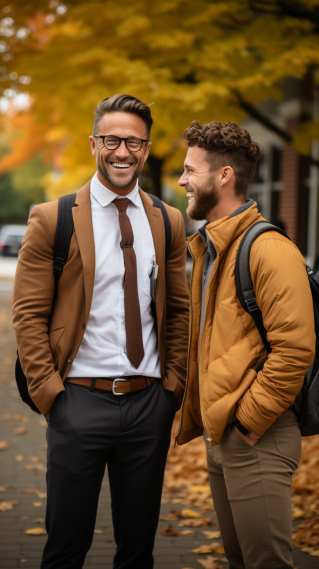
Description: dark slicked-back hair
xmin=93 ymin=94 xmax=153 ymax=140
xmin=183 ymin=120 xmax=261 ymax=196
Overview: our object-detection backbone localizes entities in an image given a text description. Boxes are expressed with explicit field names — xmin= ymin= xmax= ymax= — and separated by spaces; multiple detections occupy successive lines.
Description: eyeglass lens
xmin=103 ymin=136 xmax=142 ymax=151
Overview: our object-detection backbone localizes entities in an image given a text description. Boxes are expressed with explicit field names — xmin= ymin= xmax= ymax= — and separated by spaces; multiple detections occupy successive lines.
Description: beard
xmin=97 ymin=152 xmax=142 ymax=189
xmin=186 ymin=180 xmax=220 ymax=220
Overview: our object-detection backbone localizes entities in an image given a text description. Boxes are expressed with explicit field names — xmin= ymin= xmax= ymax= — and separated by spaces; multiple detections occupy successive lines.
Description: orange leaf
xmin=25 ymin=528 xmax=47 ymax=536
xmin=161 ymin=524 xmax=181 ymax=536
xmin=14 ymin=427 xmax=27 ymax=435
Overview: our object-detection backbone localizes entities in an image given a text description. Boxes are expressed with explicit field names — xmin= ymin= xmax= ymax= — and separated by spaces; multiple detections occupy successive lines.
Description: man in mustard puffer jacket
xmin=176 ymin=120 xmax=315 ymax=569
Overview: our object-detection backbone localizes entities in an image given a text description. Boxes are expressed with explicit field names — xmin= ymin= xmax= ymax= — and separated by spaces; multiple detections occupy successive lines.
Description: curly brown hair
xmin=183 ymin=121 xmax=261 ymax=196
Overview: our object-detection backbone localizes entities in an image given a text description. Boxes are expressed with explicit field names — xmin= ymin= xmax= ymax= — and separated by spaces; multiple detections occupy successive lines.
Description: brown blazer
xmin=12 ymin=182 xmax=189 ymax=417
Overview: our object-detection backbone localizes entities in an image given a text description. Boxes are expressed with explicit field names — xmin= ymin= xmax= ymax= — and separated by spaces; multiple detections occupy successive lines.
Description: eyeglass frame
xmin=93 ymin=134 xmax=148 ymax=152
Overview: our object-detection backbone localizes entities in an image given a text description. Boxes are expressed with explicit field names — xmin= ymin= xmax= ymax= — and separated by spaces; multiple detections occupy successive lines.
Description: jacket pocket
xmin=49 ymin=326 xmax=66 ymax=357
xmin=270 ymin=408 xmax=301 ymax=462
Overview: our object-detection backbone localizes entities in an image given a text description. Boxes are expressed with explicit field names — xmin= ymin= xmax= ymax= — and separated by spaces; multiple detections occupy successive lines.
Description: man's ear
xmin=143 ymin=141 xmax=152 ymax=163
xmin=220 ymin=166 xmax=234 ymax=186
xmin=89 ymin=135 xmax=97 ymax=158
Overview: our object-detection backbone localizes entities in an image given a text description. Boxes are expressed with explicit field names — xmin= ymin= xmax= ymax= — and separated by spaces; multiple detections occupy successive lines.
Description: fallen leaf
xmin=203 ymin=531 xmax=221 ymax=539
xmin=31 ymin=456 xmax=43 ymax=463
xmin=0 ymin=441 xmax=9 ymax=450
xmin=179 ymin=529 xmax=195 ymax=536
xmin=180 ymin=518 xmax=213 ymax=527
xmin=197 ymin=556 xmax=223 ymax=569
xmin=39 ymin=420 xmax=47 ymax=427
xmin=23 ymin=464 xmax=46 ymax=471
xmin=25 ymin=528 xmax=47 ymax=536
xmin=16 ymin=455 xmax=24 ymax=461
xmin=14 ymin=427 xmax=27 ymax=435
xmin=23 ymin=489 xmax=37 ymax=494
xmin=292 ymin=506 xmax=307 ymax=520
xmin=32 ymin=502 xmax=42 ymax=507
xmin=209 ymin=543 xmax=225 ymax=554
xmin=161 ymin=524 xmax=181 ymax=536
xmin=0 ymin=500 xmax=18 ymax=511
xmin=36 ymin=492 xmax=47 ymax=499
xmin=181 ymin=508 xmax=201 ymax=518
xmin=159 ymin=509 xmax=183 ymax=521
xmin=3 ymin=413 xmax=28 ymax=422
xmin=301 ymin=547 xmax=319 ymax=557
xmin=35 ymin=518 xmax=45 ymax=523
xmin=192 ymin=545 xmax=215 ymax=554
xmin=94 ymin=529 xmax=103 ymax=533
xmin=189 ymin=485 xmax=211 ymax=493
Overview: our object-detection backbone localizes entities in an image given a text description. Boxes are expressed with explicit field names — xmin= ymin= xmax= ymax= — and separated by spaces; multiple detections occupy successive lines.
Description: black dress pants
xmin=41 ymin=379 xmax=176 ymax=569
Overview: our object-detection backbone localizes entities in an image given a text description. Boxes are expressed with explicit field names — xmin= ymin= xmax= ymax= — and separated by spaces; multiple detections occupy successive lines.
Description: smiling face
xmin=89 ymin=111 xmax=152 ymax=195
xmin=178 ymin=146 xmax=221 ymax=220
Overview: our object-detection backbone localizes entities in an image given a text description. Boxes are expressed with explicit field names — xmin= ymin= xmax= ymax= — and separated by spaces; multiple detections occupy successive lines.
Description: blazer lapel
xmin=72 ymin=181 xmax=95 ymax=323
xmin=139 ymin=189 xmax=166 ymax=347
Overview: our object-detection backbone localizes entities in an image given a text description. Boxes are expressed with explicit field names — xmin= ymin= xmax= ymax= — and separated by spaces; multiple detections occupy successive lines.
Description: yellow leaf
xmin=0 ymin=500 xmax=18 ymax=511
xmin=190 ymin=485 xmax=211 ymax=493
xmin=203 ymin=531 xmax=221 ymax=539
xmin=181 ymin=508 xmax=201 ymax=518
xmin=14 ymin=427 xmax=27 ymax=435
xmin=0 ymin=441 xmax=9 ymax=450
xmin=191 ymin=545 xmax=214 ymax=554
xmin=25 ymin=528 xmax=47 ymax=536
xmin=32 ymin=502 xmax=43 ymax=507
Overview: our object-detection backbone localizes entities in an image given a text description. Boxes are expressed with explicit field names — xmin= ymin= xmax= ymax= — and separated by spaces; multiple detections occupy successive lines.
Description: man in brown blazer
xmin=12 ymin=94 xmax=189 ymax=569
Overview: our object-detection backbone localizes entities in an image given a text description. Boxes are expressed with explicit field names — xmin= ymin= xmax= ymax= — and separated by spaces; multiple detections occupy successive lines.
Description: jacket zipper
xmin=175 ymin=242 xmax=195 ymax=446
xmin=198 ymin=239 xmax=219 ymax=446
xmin=175 ymin=237 xmax=219 ymax=447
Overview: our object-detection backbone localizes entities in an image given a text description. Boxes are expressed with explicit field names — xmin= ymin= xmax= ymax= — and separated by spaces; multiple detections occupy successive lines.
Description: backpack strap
xmin=235 ymin=221 xmax=289 ymax=354
xmin=53 ymin=192 xmax=77 ymax=286
xmin=147 ymin=193 xmax=171 ymax=264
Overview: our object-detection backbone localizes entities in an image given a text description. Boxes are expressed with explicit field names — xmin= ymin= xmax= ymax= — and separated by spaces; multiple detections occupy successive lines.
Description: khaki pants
xmin=205 ymin=408 xmax=301 ymax=569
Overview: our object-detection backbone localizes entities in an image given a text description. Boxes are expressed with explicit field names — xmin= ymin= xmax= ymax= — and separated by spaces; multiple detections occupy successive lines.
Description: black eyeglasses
xmin=93 ymin=135 xmax=148 ymax=152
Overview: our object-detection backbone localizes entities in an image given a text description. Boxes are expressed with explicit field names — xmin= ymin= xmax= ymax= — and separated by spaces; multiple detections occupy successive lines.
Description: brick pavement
xmin=0 ymin=290 xmax=317 ymax=569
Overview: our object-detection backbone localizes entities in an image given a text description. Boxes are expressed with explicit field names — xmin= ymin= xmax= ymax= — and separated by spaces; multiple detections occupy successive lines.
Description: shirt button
xmin=68 ymin=358 xmax=72 ymax=363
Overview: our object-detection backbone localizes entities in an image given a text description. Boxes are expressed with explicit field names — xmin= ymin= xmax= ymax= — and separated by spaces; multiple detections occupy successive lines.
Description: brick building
xmin=244 ymin=78 xmax=319 ymax=268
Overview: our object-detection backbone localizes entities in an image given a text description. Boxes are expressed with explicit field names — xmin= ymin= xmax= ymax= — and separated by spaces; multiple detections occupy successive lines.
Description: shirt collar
xmin=90 ymin=172 xmax=141 ymax=208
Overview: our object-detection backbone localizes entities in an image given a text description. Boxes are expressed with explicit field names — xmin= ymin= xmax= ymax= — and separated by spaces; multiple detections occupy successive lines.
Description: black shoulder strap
xmin=235 ymin=221 xmax=289 ymax=354
xmin=147 ymin=193 xmax=172 ymax=264
xmin=53 ymin=192 xmax=76 ymax=286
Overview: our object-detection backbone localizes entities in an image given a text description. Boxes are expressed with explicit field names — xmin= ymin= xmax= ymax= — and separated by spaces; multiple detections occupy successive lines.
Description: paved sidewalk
xmin=0 ymin=290 xmax=317 ymax=568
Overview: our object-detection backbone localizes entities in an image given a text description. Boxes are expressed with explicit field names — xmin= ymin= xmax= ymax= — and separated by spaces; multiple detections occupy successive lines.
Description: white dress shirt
xmin=68 ymin=172 xmax=161 ymax=378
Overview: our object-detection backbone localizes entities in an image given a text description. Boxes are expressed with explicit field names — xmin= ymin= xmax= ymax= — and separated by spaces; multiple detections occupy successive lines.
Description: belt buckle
xmin=112 ymin=378 xmax=128 ymax=396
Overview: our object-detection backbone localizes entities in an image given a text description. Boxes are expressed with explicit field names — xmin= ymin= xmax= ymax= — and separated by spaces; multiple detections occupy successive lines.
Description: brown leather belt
xmin=65 ymin=376 xmax=156 ymax=395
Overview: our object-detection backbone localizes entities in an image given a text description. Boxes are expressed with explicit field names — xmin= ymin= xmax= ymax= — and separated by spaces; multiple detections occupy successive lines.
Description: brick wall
xmin=278 ymin=117 xmax=300 ymax=246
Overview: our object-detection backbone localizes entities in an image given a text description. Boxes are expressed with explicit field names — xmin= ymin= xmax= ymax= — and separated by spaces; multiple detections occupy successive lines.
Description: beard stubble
xmin=186 ymin=180 xmax=220 ymax=220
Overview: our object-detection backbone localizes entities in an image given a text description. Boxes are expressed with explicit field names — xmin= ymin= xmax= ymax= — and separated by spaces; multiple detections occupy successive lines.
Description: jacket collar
xmin=188 ymin=201 xmax=263 ymax=260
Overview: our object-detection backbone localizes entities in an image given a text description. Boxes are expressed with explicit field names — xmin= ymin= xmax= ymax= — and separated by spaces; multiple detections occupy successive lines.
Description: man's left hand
xmin=235 ymin=427 xmax=260 ymax=447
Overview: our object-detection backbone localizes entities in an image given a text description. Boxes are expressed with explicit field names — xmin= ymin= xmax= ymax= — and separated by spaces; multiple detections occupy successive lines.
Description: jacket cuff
xmin=162 ymin=369 xmax=185 ymax=409
xmin=29 ymin=371 xmax=65 ymax=417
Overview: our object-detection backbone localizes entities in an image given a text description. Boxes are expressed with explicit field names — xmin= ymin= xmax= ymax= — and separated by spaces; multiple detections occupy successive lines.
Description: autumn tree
xmin=0 ymin=0 xmax=319 ymax=199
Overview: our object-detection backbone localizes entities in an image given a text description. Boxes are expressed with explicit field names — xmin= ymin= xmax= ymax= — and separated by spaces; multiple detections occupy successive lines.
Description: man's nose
xmin=114 ymin=140 xmax=131 ymax=159
xmin=178 ymin=172 xmax=187 ymax=186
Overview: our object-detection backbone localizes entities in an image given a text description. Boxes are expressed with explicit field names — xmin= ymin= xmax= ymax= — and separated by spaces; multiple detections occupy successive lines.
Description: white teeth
xmin=111 ymin=163 xmax=131 ymax=169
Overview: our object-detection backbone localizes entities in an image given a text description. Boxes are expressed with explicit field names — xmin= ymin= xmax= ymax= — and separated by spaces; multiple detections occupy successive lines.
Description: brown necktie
xmin=113 ymin=198 xmax=144 ymax=368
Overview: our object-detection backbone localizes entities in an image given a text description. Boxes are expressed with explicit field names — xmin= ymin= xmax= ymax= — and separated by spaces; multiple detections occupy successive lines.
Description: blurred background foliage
xmin=0 ymin=0 xmax=319 ymax=215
